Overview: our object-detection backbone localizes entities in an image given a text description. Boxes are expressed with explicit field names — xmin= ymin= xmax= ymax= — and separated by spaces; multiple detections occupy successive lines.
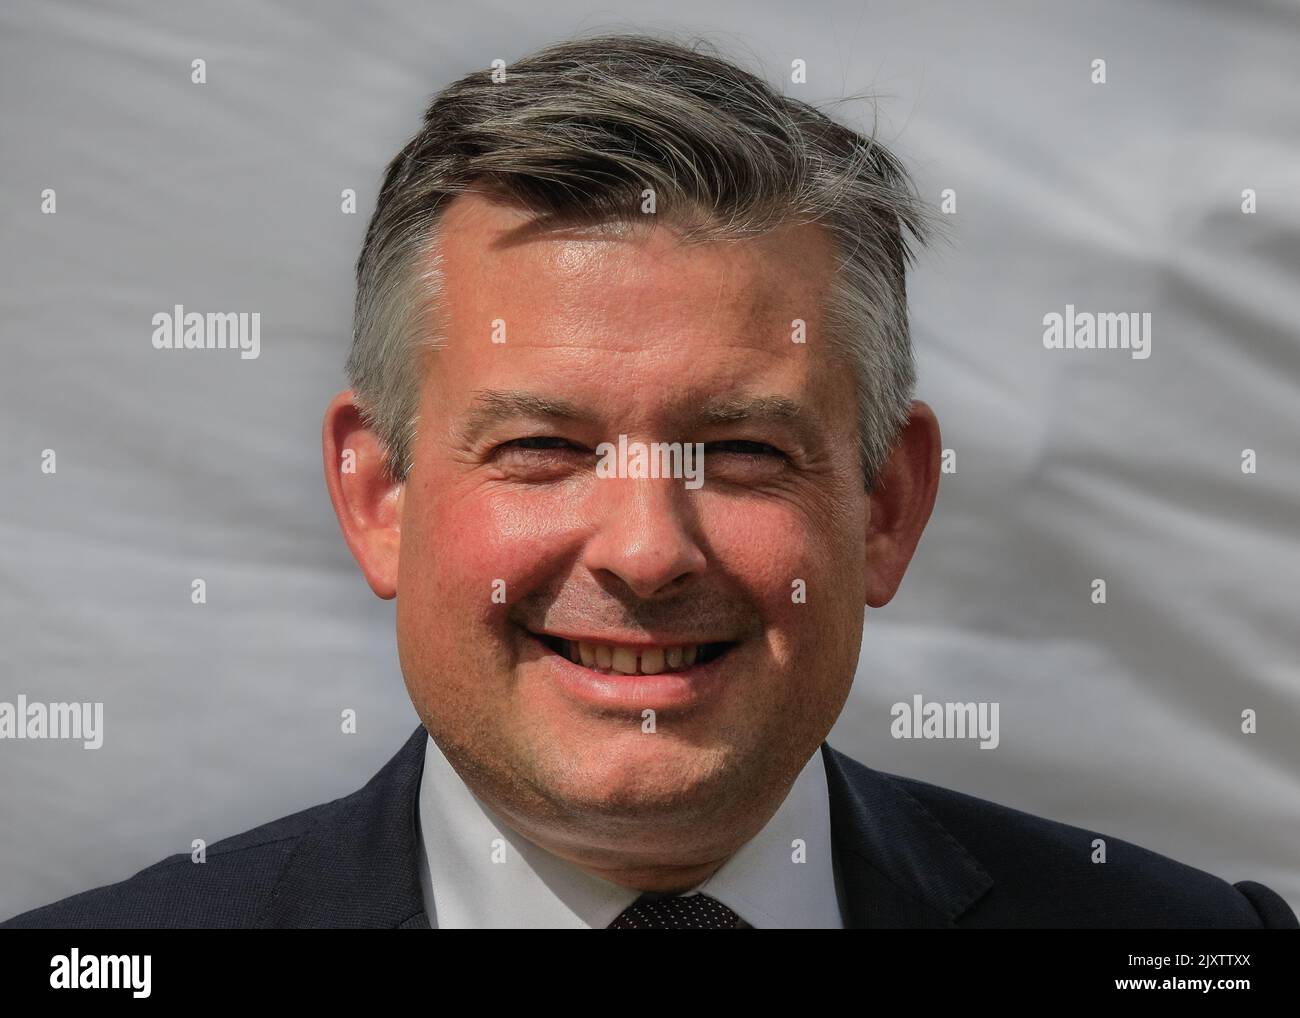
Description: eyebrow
xmin=458 ymin=390 xmax=591 ymax=445
xmin=696 ymin=395 xmax=806 ymax=427
xmin=696 ymin=395 xmax=823 ymax=451
xmin=457 ymin=389 xmax=821 ymax=447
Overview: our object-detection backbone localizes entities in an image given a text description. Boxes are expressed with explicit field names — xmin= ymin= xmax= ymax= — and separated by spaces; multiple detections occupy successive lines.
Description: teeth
xmin=553 ymin=639 xmax=720 ymax=675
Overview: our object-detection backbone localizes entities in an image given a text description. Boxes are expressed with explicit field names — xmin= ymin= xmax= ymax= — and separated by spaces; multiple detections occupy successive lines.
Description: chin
xmin=520 ymin=726 xmax=740 ymax=819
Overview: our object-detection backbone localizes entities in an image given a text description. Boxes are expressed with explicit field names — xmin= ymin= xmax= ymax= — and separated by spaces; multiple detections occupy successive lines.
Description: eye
xmin=499 ymin=436 xmax=580 ymax=453
xmin=705 ymin=440 xmax=786 ymax=458
xmin=489 ymin=436 xmax=588 ymax=481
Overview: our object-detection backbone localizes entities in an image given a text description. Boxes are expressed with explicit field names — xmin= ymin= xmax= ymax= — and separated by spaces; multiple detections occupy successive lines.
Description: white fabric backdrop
xmin=2 ymin=0 xmax=1297 ymax=921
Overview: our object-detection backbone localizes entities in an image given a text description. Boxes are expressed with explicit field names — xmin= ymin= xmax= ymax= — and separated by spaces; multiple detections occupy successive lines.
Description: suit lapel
xmin=256 ymin=724 xmax=432 ymax=928
xmin=820 ymin=743 xmax=994 ymax=927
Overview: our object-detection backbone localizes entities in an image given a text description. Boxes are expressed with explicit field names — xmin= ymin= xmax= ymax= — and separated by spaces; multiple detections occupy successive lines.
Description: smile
xmin=527 ymin=631 xmax=736 ymax=676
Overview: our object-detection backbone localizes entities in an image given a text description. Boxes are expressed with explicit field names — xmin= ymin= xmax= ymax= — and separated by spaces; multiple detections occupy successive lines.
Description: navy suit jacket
xmin=4 ymin=724 xmax=1296 ymax=928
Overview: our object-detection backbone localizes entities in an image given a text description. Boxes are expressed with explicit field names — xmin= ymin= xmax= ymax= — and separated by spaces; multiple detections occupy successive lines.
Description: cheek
xmin=401 ymin=478 xmax=585 ymax=624
xmin=698 ymin=497 xmax=854 ymax=639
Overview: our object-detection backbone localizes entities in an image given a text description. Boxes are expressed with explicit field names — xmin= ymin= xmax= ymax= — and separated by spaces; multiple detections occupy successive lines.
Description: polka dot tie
xmin=607 ymin=892 xmax=748 ymax=929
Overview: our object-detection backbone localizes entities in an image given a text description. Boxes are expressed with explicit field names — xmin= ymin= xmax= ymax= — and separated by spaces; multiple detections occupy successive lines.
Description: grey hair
xmin=348 ymin=31 xmax=944 ymax=491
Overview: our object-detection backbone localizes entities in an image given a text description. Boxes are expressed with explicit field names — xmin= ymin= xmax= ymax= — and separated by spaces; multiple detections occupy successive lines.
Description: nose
xmin=581 ymin=475 xmax=708 ymax=599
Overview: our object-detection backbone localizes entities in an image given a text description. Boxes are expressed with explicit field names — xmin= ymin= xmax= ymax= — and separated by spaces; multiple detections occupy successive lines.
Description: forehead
xmin=419 ymin=192 xmax=853 ymax=426
xmin=433 ymin=192 xmax=839 ymax=350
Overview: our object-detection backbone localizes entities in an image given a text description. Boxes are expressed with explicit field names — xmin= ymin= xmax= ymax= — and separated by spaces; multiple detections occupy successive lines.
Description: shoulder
xmin=832 ymin=749 xmax=1296 ymax=928
xmin=1 ymin=796 xmax=344 ymax=929
xmin=5 ymin=724 xmax=430 ymax=930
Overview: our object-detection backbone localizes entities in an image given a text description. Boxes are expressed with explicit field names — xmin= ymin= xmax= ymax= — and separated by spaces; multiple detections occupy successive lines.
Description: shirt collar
xmin=417 ymin=734 xmax=845 ymax=928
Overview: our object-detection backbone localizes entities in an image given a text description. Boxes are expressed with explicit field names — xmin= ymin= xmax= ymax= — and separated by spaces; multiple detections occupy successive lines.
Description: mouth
xmin=524 ymin=629 xmax=737 ymax=676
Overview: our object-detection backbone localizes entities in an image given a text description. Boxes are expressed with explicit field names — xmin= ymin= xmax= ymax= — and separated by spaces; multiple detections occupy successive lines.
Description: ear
xmin=322 ymin=390 xmax=403 ymax=599
xmin=863 ymin=400 xmax=942 ymax=608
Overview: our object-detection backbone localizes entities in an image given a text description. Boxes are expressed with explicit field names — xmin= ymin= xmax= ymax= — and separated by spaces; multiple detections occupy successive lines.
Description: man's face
xmin=392 ymin=193 xmax=872 ymax=871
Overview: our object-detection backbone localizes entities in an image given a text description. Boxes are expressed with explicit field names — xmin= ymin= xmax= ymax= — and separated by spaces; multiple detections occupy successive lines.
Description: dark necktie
xmin=607 ymin=892 xmax=748 ymax=929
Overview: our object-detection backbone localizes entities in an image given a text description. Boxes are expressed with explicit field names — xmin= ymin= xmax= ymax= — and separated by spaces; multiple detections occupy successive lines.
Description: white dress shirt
xmin=416 ymin=733 xmax=848 ymax=928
